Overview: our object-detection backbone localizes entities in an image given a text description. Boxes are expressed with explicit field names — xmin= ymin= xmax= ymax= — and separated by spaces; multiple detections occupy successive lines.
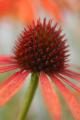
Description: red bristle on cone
xmin=14 ymin=19 xmax=69 ymax=73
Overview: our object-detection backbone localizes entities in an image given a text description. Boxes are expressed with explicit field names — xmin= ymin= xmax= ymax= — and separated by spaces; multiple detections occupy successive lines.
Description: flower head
xmin=0 ymin=19 xmax=80 ymax=120
xmin=14 ymin=19 xmax=68 ymax=73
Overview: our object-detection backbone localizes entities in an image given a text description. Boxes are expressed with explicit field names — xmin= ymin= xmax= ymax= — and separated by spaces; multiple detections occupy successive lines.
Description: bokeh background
xmin=0 ymin=0 xmax=80 ymax=120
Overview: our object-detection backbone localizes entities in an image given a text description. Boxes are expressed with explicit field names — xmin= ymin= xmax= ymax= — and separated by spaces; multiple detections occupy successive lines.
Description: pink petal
xmin=0 ymin=71 xmax=29 ymax=106
xmin=65 ymin=69 xmax=80 ymax=76
xmin=58 ymin=74 xmax=80 ymax=92
xmin=51 ymin=75 xmax=80 ymax=120
xmin=0 ymin=72 xmax=21 ymax=89
xmin=39 ymin=72 xmax=61 ymax=120
xmin=0 ymin=65 xmax=19 ymax=73
xmin=62 ymin=69 xmax=80 ymax=81
xmin=0 ymin=56 xmax=16 ymax=64
xmin=68 ymin=64 xmax=80 ymax=70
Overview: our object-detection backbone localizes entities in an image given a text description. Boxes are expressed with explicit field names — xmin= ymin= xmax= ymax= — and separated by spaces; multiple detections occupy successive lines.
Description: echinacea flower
xmin=0 ymin=19 xmax=80 ymax=120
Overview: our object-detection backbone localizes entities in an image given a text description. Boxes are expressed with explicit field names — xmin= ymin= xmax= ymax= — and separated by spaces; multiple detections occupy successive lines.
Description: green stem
xmin=18 ymin=72 xmax=39 ymax=120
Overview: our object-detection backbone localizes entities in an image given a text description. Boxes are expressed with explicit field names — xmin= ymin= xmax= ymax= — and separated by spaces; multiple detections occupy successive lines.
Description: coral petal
xmin=51 ymin=75 xmax=80 ymax=120
xmin=63 ymin=69 xmax=80 ymax=81
xmin=0 ymin=56 xmax=16 ymax=64
xmin=0 ymin=65 xmax=19 ymax=73
xmin=0 ymin=71 xmax=29 ymax=105
xmin=0 ymin=72 xmax=19 ymax=89
xmin=58 ymin=74 xmax=80 ymax=92
xmin=40 ymin=72 xmax=61 ymax=120
xmin=68 ymin=64 xmax=80 ymax=70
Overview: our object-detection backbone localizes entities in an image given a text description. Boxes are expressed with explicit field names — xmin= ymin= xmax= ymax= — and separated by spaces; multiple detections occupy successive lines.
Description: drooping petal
xmin=51 ymin=74 xmax=80 ymax=120
xmin=0 ymin=65 xmax=19 ymax=73
xmin=39 ymin=72 xmax=61 ymax=120
xmin=57 ymin=74 xmax=80 ymax=92
xmin=0 ymin=56 xmax=16 ymax=64
xmin=0 ymin=72 xmax=20 ymax=89
xmin=67 ymin=64 xmax=80 ymax=70
xmin=0 ymin=71 xmax=29 ymax=106
xmin=65 ymin=69 xmax=80 ymax=76
xmin=62 ymin=69 xmax=80 ymax=81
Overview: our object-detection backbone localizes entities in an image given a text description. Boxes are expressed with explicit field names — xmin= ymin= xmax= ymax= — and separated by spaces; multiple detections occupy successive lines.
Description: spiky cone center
xmin=14 ymin=19 xmax=69 ymax=74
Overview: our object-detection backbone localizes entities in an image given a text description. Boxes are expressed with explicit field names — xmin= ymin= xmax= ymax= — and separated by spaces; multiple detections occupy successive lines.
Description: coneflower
xmin=0 ymin=19 xmax=80 ymax=120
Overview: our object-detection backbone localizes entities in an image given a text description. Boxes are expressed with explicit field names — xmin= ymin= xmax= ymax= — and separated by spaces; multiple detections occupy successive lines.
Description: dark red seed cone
xmin=14 ymin=19 xmax=69 ymax=73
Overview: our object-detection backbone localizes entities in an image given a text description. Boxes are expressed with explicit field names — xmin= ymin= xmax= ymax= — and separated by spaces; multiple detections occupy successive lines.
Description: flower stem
xmin=18 ymin=72 xmax=39 ymax=120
